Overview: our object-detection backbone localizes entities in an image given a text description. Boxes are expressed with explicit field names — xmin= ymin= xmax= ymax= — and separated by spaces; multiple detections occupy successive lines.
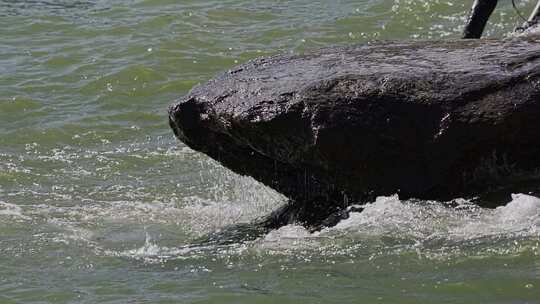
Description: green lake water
xmin=1 ymin=0 xmax=539 ymax=303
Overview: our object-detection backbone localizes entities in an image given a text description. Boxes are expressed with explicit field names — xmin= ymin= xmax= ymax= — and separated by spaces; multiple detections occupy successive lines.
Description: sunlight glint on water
xmin=1 ymin=0 xmax=539 ymax=303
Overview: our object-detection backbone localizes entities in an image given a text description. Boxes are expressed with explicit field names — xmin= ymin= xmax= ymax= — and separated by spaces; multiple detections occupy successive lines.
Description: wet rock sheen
xmin=169 ymin=37 xmax=540 ymax=230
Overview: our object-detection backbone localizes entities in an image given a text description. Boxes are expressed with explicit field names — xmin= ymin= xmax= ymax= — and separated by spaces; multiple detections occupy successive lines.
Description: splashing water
xmin=2 ymin=0 xmax=540 ymax=303
xmin=251 ymin=194 xmax=540 ymax=258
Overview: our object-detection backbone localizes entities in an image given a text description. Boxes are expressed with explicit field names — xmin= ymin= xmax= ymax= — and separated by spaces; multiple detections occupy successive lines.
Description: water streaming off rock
xmin=1 ymin=0 xmax=539 ymax=303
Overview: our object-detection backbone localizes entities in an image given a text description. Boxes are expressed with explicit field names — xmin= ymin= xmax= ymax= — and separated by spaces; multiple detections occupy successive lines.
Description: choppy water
xmin=1 ymin=0 xmax=539 ymax=303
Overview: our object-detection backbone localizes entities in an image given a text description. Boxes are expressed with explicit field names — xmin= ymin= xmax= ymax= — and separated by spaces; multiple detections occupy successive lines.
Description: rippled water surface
xmin=1 ymin=0 xmax=539 ymax=303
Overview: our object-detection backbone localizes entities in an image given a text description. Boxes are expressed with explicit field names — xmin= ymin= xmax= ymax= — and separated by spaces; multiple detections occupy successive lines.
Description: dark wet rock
xmin=169 ymin=36 xmax=540 ymax=231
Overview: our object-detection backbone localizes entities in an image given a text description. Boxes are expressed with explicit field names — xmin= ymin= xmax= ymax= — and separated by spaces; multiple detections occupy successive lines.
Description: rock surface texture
xmin=169 ymin=37 xmax=540 ymax=230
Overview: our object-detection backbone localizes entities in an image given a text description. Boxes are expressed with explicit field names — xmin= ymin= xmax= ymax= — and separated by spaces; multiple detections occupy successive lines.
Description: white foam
xmin=252 ymin=194 xmax=540 ymax=252
xmin=0 ymin=201 xmax=30 ymax=220
xmin=258 ymin=225 xmax=316 ymax=250
xmin=105 ymin=233 xmax=187 ymax=264
xmin=452 ymin=194 xmax=540 ymax=239
xmin=118 ymin=233 xmax=165 ymax=258
xmin=495 ymin=193 xmax=540 ymax=223
xmin=106 ymin=232 xmax=248 ymax=264
xmin=327 ymin=194 xmax=539 ymax=239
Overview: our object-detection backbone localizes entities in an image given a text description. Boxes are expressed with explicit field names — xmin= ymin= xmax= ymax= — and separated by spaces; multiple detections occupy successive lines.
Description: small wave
xmin=105 ymin=232 xmax=248 ymax=265
xmin=0 ymin=0 xmax=99 ymax=16
xmin=320 ymin=194 xmax=540 ymax=240
xmin=251 ymin=194 xmax=540 ymax=259
xmin=105 ymin=233 xmax=182 ymax=264
xmin=0 ymin=201 xmax=30 ymax=220
xmin=69 ymin=193 xmax=539 ymax=266
xmin=257 ymin=225 xmax=319 ymax=250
